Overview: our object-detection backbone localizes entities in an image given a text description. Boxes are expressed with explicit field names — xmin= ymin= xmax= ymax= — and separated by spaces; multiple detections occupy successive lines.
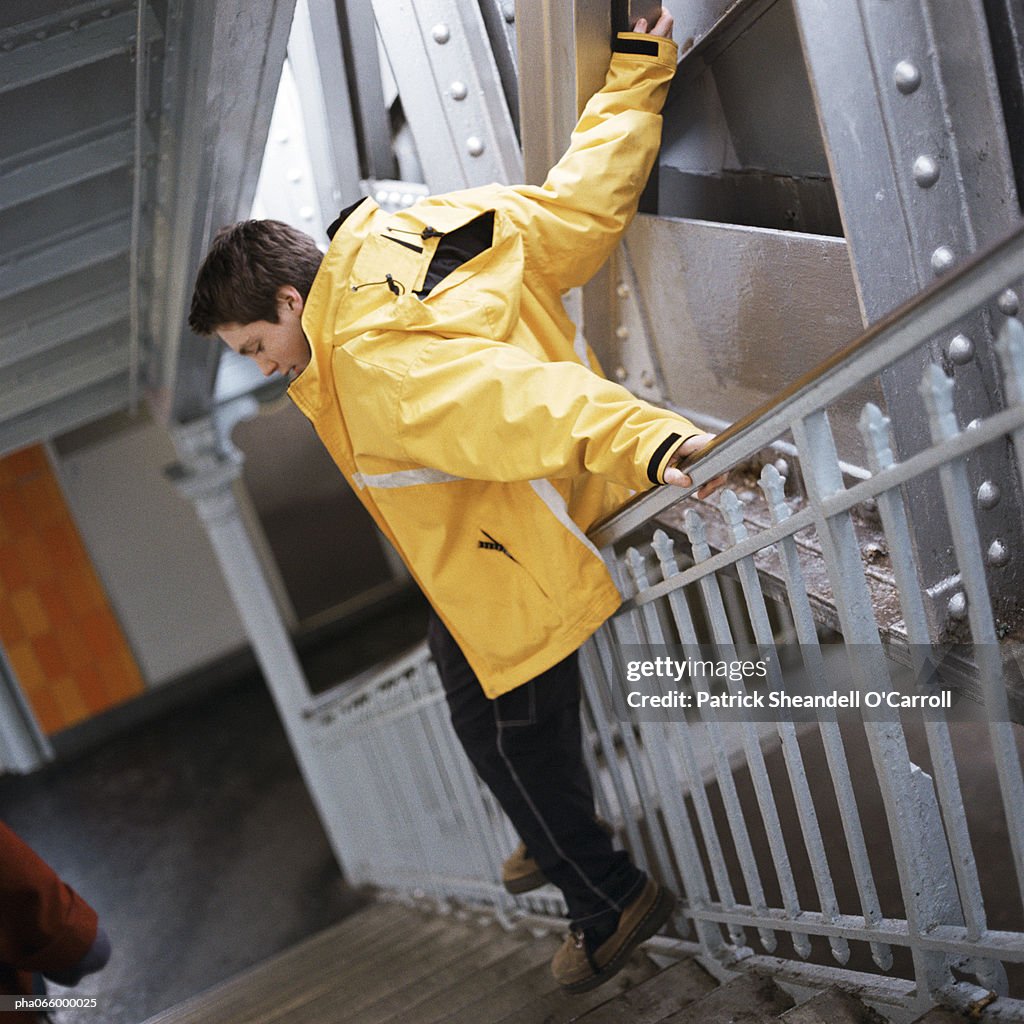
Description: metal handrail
xmin=588 ymin=219 xmax=1024 ymax=549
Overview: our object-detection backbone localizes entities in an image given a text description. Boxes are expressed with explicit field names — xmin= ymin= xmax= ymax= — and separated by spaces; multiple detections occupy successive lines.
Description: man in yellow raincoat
xmin=190 ymin=7 xmax=717 ymax=992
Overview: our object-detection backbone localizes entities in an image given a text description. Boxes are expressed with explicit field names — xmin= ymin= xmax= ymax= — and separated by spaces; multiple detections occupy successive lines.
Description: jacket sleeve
xmin=0 ymin=822 xmax=99 ymax=975
xmin=488 ymin=32 xmax=677 ymax=292
xmin=396 ymin=335 xmax=700 ymax=489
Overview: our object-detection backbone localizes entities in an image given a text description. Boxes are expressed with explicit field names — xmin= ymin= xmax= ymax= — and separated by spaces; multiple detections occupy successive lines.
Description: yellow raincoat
xmin=289 ymin=31 xmax=699 ymax=696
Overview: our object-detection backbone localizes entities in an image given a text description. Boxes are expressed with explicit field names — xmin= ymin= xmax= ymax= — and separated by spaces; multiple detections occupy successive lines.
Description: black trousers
xmin=427 ymin=612 xmax=645 ymax=931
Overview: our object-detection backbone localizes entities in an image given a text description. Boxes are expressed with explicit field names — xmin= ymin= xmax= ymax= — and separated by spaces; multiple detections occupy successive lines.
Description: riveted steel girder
xmin=794 ymin=0 xmax=1024 ymax=635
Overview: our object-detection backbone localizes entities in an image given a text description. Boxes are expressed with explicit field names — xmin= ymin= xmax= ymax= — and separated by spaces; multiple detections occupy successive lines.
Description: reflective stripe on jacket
xmin=289 ymin=32 xmax=699 ymax=696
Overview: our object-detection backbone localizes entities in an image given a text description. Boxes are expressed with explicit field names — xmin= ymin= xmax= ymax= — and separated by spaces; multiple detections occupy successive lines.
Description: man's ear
xmin=276 ymin=284 xmax=304 ymax=315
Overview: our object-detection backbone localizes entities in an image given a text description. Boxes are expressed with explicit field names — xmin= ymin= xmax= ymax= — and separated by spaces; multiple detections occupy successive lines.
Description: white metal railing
xmin=302 ymin=223 xmax=1024 ymax=1020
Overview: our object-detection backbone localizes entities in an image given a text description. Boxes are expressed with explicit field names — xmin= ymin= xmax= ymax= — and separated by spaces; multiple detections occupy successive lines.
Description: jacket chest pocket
xmin=351 ymin=211 xmax=497 ymax=299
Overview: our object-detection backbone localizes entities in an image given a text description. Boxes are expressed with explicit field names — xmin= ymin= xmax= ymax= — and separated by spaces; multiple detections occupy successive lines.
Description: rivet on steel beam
xmin=947 ymin=333 xmax=974 ymax=364
xmin=502 ymin=1 xmax=515 ymax=23
xmin=287 ymin=168 xmax=302 ymax=183
xmin=450 ymin=81 xmax=468 ymax=101
xmin=615 ymin=366 xmax=628 ymax=381
xmin=912 ymin=155 xmax=940 ymax=188
xmin=966 ymin=418 xmax=982 ymax=431
xmin=466 ymin=136 xmax=485 ymax=157
xmin=931 ymin=246 xmax=955 ymax=275
xmin=300 ymin=206 xmax=314 ymax=221
xmin=998 ymin=289 xmax=1020 ymax=316
xmin=616 ymin=282 xmax=630 ymax=298
xmin=987 ymin=539 xmax=1010 ymax=567
xmin=947 ymin=592 xmax=968 ymax=620
xmin=35 ymin=30 xmax=47 ymax=40
xmin=641 ymin=371 xmax=654 ymax=387
xmin=894 ymin=60 xmax=922 ymax=94
xmin=773 ymin=458 xmax=790 ymax=478
xmin=388 ymin=190 xmax=401 ymax=206
xmin=402 ymin=194 xmax=415 ymax=207
xmin=977 ymin=481 xmax=1001 ymax=510
xmin=432 ymin=23 xmax=451 ymax=44
xmin=375 ymin=189 xmax=389 ymax=203
xmin=615 ymin=325 xmax=629 ymax=340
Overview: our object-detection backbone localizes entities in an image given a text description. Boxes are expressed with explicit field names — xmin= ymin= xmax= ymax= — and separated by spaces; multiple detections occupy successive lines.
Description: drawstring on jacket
xmin=387 ymin=224 xmax=443 ymax=240
xmin=351 ymin=273 xmax=405 ymax=296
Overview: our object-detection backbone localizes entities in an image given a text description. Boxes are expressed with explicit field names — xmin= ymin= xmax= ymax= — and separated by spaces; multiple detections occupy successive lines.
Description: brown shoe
xmin=501 ymin=819 xmax=616 ymax=895
xmin=550 ymin=878 xmax=676 ymax=993
xmin=501 ymin=841 xmax=548 ymax=894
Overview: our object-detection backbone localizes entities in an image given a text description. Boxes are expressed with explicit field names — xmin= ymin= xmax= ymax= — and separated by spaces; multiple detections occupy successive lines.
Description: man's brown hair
xmin=188 ymin=219 xmax=324 ymax=335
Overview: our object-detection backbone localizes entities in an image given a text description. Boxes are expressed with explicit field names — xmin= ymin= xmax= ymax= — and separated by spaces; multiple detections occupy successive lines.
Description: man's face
xmin=218 ymin=285 xmax=311 ymax=379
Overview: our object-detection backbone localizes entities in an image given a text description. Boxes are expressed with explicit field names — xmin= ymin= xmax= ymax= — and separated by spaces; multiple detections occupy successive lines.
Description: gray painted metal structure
xmin=792 ymin=0 xmax=1024 ymax=641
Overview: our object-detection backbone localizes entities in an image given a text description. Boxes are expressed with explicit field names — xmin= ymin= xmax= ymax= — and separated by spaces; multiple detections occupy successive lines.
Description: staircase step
xmin=658 ymin=971 xmax=795 ymax=1024
xmin=493 ymin=951 xmax=661 ymax=1023
xmin=375 ymin=936 xmax=561 ymax=1024
xmin=345 ymin=922 xmax=533 ymax=1024
xmin=910 ymin=1010 xmax=980 ymax=1024
xmin=781 ymin=988 xmax=886 ymax=1024
xmin=439 ymin=959 xmax=566 ymax=1024
xmin=138 ymin=903 xmax=456 ymax=1024
xmin=573 ymin=957 xmax=719 ymax=1023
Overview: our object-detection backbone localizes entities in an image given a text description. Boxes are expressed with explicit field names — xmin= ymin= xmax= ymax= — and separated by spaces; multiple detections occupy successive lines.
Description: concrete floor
xmin=0 ymin=598 xmax=430 ymax=1024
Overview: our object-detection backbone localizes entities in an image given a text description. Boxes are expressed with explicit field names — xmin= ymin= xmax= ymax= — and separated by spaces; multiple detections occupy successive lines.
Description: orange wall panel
xmin=0 ymin=444 xmax=145 ymax=734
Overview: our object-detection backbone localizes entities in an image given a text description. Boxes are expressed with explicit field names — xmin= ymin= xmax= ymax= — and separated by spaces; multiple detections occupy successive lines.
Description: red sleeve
xmin=0 ymin=822 xmax=98 ymax=975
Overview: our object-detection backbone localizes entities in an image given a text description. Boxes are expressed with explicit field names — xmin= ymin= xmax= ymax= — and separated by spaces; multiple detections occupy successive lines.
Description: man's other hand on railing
xmin=664 ymin=433 xmax=728 ymax=498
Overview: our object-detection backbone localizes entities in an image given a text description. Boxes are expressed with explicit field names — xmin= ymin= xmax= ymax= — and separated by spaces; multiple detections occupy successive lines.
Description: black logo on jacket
xmin=478 ymin=530 xmax=518 ymax=564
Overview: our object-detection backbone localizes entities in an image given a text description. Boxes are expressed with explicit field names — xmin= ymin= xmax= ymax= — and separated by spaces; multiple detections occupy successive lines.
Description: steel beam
xmin=0 ymin=121 xmax=145 ymax=212
xmin=793 ymin=0 xmax=1024 ymax=634
xmin=370 ymin=0 xmax=521 ymax=193
xmin=147 ymin=0 xmax=298 ymax=424
xmin=0 ymin=218 xmax=128 ymax=302
xmin=671 ymin=0 xmax=781 ymax=85
xmin=477 ymin=0 xmax=519 ymax=134
xmin=0 ymin=289 xmax=127 ymax=371
xmin=334 ymin=0 xmax=395 ymax=181
xmin=1 ymin=335 xmax=130 ymax=422
xmin=291 ymin=0 xmax=364 ymax=216
xmin=515 ymin=0 xmax=609 ymax=186
xmin=620 ymin=214 xmax=867 ymax=461
xmin=0 ymin=7 xmax=162 ymax=95
xmin=0 ymin=374 xmax=130 ymax=458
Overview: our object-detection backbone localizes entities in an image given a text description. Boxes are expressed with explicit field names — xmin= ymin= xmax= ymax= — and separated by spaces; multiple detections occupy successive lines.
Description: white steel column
xmin=168 ymin=403 xmax=349 ymax=872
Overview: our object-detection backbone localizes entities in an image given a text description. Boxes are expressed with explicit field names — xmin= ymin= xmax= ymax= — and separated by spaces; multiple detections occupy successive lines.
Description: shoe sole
xmin=561 ymin=885 xmax=676 ymax=994
xmin=503 ymin=869 xmax=547 ymax=894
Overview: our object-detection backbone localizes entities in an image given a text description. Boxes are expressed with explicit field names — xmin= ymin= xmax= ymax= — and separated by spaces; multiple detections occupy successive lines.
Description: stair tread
xmin=781 ymin=987 xmax=886 ymax=1024
xmin=374 ymin=936 xmax=561 ymax=1024
xmin=572 ymin=957 xmax=718 ymax=1024
xmin=137 ymin=904 xmax=486 ymax=1024
xmin=438 ymin=959 xmax=566 ymax=1024
xmin=344 ymin=923 xmax=533 ymax=1024
xmin=658 ymin=971 xmax=795 ymax=1024
xmin=492 ymin=952 xmax=661 ymax=1024
xmin=910 ymin=1010 xmax=980 ymax=1024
